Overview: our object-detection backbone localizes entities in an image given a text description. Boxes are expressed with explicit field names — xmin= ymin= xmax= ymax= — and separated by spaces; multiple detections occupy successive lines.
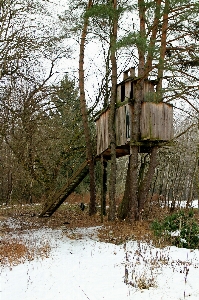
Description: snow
xmin=178 ymin=200 xmax=199 ymax=209
xmin=1 ymin=226 xmax=199 ymax=300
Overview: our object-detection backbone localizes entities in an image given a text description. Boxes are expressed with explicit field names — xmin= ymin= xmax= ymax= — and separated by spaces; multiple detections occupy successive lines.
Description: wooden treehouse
xmin=96 ymin=67 xmax=173 ymax=159
xmin=39 ymin=67 xmax=173 ymax=218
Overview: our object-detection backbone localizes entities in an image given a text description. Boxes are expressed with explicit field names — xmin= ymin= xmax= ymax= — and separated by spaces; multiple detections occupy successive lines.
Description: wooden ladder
xmin=39 ymin=160 xmax=89 ymax=217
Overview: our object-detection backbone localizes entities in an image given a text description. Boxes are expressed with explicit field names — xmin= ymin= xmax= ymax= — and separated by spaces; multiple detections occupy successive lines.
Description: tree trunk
xmin=6 ymin=170 xmax=13 ymax=205
xmin=127 ymin=0 xmax=146 ymax=222
xmin=108 ymin=0 xmax=118 ymax=221
xmin=101 ymin=156 xmax=107 ymax=222
xmin=156 ymin=0 xmax=169 ymax=95
xmin=118 ymin=0 xmax=146 ymax=222
xmin=118 ymin=159 xmax=131 ymax=220
xmin=138 ymin=147 xmax=158 ymax=212
xmin=79 ymin=0 xmax=96 ymax=215
xmin=145 ymin=0 xmax=162 ymax=75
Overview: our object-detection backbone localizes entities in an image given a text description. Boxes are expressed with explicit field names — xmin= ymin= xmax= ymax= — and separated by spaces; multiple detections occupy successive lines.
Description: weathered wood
xmin=96 ymin=109 xmax=109 ymax=156
xmin=140 ymin=102 xmax=173 ymax=141
xmin=115 ymin=104 xmax=127 ymax=146
xmin=117 ymin=78 xmax=155 ymax=103
xmin=96 ymin=102 xmax=173 ymax=156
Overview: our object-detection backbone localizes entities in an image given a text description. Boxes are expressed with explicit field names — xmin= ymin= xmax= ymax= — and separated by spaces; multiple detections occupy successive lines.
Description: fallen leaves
xmin=98 ymin=220 xmax=153 ymax=245
xmin=0 ymin=239 xmax=28 ymax=266
xmin=0 ymin=237 xmax=51 ymax=267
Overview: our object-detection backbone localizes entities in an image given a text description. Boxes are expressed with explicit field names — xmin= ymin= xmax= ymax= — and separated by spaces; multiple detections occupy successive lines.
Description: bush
xmin=151 ymin=209 xmax=199 ymax=249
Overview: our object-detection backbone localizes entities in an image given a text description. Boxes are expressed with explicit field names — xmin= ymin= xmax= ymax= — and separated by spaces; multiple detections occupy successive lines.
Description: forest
xmin=0 ymin=0 xmax=199 ymax=222
xmin=1 ymin=1 xmax=199 ymax=299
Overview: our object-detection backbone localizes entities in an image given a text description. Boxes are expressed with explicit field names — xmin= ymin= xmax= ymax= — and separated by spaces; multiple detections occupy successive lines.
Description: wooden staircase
xmin=39 ymin=160 xmax=89 ymax=217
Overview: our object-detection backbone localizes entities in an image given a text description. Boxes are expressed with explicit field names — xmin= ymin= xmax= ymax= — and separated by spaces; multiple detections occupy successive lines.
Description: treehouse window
xmin=121 ymin=83 xmax=125 ymax=102
xmin=130 ymin=81 xmax=134 ymax=99
xmin=125 ymin=107 xmax=130 ymax=139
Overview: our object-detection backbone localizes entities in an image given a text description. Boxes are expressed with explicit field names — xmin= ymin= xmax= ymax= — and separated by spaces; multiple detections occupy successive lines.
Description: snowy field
xmin=1 ymin=225 xmax=199 ymax=300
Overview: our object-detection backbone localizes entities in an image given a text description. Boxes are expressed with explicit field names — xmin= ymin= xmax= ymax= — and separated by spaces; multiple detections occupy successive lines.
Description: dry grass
xmin=0 ymin=238 xmax=50 ymax=267
xmin=1 ymin=196 xmax=199 ymax=295
xmin=1 ymin=193 xmax=199 ymax=270
xmin=0 ymin=195 xmax=174 ymax=248
xmin=0 ymin=200 xmax=154 ymax=268
xmin=98 ymin=219 xmax=153 ymax=244
xmin=0 ymin=239 xmax=28 ymax=267
xmin=136 ymin=273 xmax=157 ymax=290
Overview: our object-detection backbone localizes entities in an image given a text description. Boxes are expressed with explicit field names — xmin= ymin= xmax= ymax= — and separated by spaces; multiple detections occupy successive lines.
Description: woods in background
xmin=0 ymin=0 xmax=199 ymax=221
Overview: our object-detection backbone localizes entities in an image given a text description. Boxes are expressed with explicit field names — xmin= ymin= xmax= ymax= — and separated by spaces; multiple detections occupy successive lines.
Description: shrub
xmin=151 ymin=209 xmax=199 ymax=249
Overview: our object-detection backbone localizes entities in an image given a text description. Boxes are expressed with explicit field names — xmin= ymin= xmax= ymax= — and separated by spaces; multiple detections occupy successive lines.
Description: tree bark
xmin=6 ymin=170 xmax=13 ymax=205
xmin=101 ymin=156 xmax=107 ymax=222
xmin=138 ymin=147 xmax=158 ymax=212
xmin=108 ymin=0 xmax=118 ymax=221
xmin=127 ymin=0 xmax=146 ymax=222
xmin=145 ymin=0 xmax=162 ymax=75
xmin=157 ymin=0 xmax=169 ymax=95
xmin=79 ymin=0 xmax=96 ymax=215
xmin=118 ymin=160 xmax=131 ymax=220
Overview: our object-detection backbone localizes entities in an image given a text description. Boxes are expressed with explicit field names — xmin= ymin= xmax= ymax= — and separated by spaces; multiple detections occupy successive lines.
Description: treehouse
xmin=96 ymin=67 xmax=173 ymax=159
xmin=39 ymin=68 xmax=174 ymax=218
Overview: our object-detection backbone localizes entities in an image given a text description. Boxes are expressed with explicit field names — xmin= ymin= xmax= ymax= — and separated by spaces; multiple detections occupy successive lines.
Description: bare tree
xmin=79 ymin=0 xmax=97 ymax=215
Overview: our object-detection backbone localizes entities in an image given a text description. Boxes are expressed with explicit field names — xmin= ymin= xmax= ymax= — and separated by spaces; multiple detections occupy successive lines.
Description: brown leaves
xmin=0 ymin=238 xmax=51 ymax=267
xmin=98 ymin=220 xmax=153 ymax=245
xmin=0 ymin=239 xmax=28 ymax=267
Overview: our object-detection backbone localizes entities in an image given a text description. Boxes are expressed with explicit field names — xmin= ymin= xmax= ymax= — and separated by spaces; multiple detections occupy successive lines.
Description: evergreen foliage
xmin=151 ymin=209 xmax=199 ymax=249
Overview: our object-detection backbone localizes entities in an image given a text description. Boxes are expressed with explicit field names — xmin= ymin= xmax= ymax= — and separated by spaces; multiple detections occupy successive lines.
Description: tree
xmin=79 ymin=0 xmax=97 ymax=215
xmin=0 ymin=0 xmax=73 ymax=204
xmin=117 ymin=0 xmax=199 ymax=221
xmin=35 ymin=75 xmax=86 ymax=199
xmin=0 ymin=72 xmax=85 ymax=204
xmin=149 ymin=115 xmax=199 ymax=210
xmin=107 ymin=0 xmax=118 ymax=221
xmin=59 ymin=0 xmax=199 ymax=222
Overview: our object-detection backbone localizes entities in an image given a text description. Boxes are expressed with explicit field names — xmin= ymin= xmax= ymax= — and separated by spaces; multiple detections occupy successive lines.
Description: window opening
xmin=130 ymin=81 xmax=134 ymax=99
xmin=121 ymin=83 xmax=125 ymax=102
xmin=125 ymin=106 xmax=130 ymax=139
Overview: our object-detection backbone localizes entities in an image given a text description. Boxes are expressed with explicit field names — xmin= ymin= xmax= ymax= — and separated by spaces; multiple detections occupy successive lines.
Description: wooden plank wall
xmin=117 ymin=85 xmax=121 ymax=102
xmin=96 ymin=105 xmax=129 ymax=155
xmin=96 ymin=102 xmax=173 ymax=156
xmin=117 ymin=81 xmax=132 ymax=102
xmin=117 ymin=80 xmax=155 ymax=102
xmin=144 ymin=80 xmax=154 ymax=94
xmin=115 ymin=105 xmax=126 ymax=146
xmin=96 ymin=109 xmax=110 ymax=155
xmin=140 ymin=102 xmax=173 ymax=140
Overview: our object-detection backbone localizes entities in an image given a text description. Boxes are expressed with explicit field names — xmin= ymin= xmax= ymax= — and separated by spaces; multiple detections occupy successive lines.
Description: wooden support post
xmin=101 ymin=155 xmax=107 ymax=222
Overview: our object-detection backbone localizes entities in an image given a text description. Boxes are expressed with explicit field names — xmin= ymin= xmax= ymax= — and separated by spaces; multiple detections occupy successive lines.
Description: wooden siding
xmin=140 ymin=102 xmax=173 ymax=141
xmin=96 ymin=105 xmax=131 ymax=155
xmin=115 ymin=104 xmax=129 ymax=146
xmin=96 ymin=109 xmax=110 ymax=156
xmin=117 ymin=79 xmax=155 ymax=102
xmin=117 ymin=81 xmax=131 ymax=102
xmin=96 ymin=102 xmax=173 ymax=156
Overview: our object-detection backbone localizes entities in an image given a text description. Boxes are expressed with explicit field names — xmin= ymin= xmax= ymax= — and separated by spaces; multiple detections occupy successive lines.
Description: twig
xmin=79 ymin=285 xmax=91 ymax=300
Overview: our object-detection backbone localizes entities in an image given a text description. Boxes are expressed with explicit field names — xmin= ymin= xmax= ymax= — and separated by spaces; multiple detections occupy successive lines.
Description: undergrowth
xmin=0 ymin=238 xmax=51 ymax=267
xmin=151 ymin=209 xmax=199 ymax=249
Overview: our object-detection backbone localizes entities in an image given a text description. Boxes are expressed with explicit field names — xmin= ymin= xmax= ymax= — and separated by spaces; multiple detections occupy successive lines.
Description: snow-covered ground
xmin=176 ymin=200 xmax=199 ymax=209
xmin=1 ymin=225 xmax=199 ymax=300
